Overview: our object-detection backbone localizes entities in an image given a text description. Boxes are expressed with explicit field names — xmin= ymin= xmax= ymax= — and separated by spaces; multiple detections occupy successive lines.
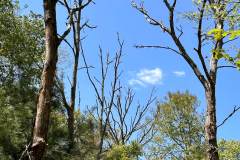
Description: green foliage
xmin=147 ymin=91 xmax=206 ymax=160
xmin=207 ymin=29 xmax=240 ymax=41
xmin=0 ymin=1 xmax=44 ymax=86
xmin=147 ymin=91 xmax=240 ymax=160
xmin=0 ymin=88 xmax=33 ymax=159
xmin=68 ymin=111 xmax=99 ymax=160
xmin=0 ymin=0 xmax=45 ymax=158
xmin=207 ymin=29 xmax=226 ymax=41
xmin=218 ymin=139 xmax=240 ymax=160
xmin=207 ymin=28 xmax=240 ymax=69
xmin=235 ymin=59 xmax=240 ymax=69
xmin=105 ymin=141 xmax=142 ymax=160
xmin=206 ymin=0 xmax=240 ymax=69
xmin=45 ymin=110 xmax=100 ymax=160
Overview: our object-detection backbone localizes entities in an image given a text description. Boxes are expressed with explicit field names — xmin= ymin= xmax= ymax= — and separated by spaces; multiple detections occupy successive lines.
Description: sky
xmin=19 ymin=0 xmax=240 ymax=140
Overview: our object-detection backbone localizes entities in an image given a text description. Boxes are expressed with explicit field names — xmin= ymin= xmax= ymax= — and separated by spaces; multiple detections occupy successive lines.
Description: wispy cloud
xmin=129 ymin=68 xmax=163 ymax=86
xmin=173 ymin=71 xmax=186 ymax=77
xmin=128 ymin=79 xmax=145 ymax=86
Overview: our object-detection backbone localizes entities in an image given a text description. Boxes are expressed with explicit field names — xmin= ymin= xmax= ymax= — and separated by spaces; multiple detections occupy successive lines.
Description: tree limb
xmin=217 ymin=106 xmax=240 ymax=128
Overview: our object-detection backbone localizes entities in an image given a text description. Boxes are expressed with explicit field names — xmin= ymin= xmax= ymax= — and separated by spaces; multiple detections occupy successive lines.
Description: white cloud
xmin=128 ymin=79 xmax=145 ymax=86
xmin=129 ymin=68 xmax=163 ymax=86
xmin=173 ymin=71 xmax=186 ymax=77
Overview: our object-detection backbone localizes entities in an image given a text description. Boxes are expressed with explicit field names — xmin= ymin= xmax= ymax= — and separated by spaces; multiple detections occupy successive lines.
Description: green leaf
xmin=207 ymin=28 xmax=225 ymax=41
xmin=212 ymin=49 xmax=224 ymax=60
xmin=235 ymin=60 xmax=240 ymax=70
xmin=228 ymin=30 xmax=240 ymax=40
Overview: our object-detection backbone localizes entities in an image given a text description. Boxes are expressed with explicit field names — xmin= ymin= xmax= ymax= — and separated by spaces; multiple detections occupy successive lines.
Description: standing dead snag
xmin=30 ymin=0 xmax=73 ymax=159
xmin=82 ymin=38 xmax=123 ymax=159
xmin=133 ymin=0 xmax=238 ymax=159
xmin=82 ymin=35 xmax=156 ymax=159
xmin=57 ymin=0 xmax=95 ymax=153
xmin=30 ymin=1 xmax=59 ymax=159
xmin=82 ymin=36 xmax=124 ymax=160
xmin=108 ymin=88 xmax=156 ymax=146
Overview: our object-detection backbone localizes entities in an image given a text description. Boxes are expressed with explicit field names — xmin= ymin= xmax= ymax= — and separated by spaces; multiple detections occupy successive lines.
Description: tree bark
xmin=205 ymin=86 xmax=219 ymax=160
xmin=66 ymin=16 xmax=81 ymax=153
xmin=30 ymin=0 xmax=58 ymax=159
xmin=204 ymin=13 xmax=223 ymax=160
xmin=67 ymin=106 xmax=75 ymax=153
xmin=67 ymin=52 xmax=80 ymax=152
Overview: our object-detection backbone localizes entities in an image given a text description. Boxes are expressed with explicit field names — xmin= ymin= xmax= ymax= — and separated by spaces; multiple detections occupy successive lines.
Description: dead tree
xmin=57 ymin=0 xmax=94 ymax=153
xmin=82 ymin=39 xmax=123 ymax=159
xmin=30 ymin=0 xmax=59 ymax=159
xmin=30 ymin=0 xmax=77 ymax=159
xmin=82 ymin=35 xmax=156 ymax=159
xmin=108 ymin=88 xmax=156 ymax=147
xmin=132 ymin=0 xmax=238 ymax=159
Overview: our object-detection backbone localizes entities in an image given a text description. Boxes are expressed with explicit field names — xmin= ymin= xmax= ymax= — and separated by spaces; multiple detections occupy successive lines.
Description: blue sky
xmin=19 ymin=0 xmax=240 ymax=140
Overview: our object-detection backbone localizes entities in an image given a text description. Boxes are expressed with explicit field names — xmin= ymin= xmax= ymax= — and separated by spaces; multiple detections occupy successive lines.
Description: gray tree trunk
xmin=205 ymin=86 xmax=219 ymax=160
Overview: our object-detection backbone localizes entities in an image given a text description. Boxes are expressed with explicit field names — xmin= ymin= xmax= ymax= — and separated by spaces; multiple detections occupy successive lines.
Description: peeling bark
xmin=30 ymin=0 xmax=58 ymax=159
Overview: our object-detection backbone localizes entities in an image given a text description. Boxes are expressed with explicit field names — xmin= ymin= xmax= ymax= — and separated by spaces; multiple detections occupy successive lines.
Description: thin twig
xmin=217 ymin=106 xmax=240 ymax=128
xmin=135 ymin=44 xmax=181 ymax=55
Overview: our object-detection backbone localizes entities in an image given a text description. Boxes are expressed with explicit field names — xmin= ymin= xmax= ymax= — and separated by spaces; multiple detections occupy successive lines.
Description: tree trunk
xmin=66 ymin=29 xmax=80 ymax=152
xmin=67 ymin=106 xmax=75 ymax=153
xmin=204 ymin=86 xmax=219 ymax=160
xmin=30 ymin=0 xmax=58 ymax=159
xmin=204 ymin=7 xmax=223 ymax=159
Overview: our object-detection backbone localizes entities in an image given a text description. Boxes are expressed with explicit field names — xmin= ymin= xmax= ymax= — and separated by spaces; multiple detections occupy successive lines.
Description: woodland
xmin=0 ymin=0 xmax=240 ymax=160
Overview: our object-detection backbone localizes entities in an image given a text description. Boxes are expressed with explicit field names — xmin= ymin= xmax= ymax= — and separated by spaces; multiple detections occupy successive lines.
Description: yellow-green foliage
xmin=218 ymin=139 xmax=240 ymax=160
xmin=208 ymin=29 xmax=240 ymax=41
xmin=105 ymin=142 xmax=142 ymax=160
xmin=208 ymin=29 xmax=240 ymax=69
xmin=148 ymin=91 xmax=206 ymax=160
xmin=208 ymin=29 xmax=226 ymax=41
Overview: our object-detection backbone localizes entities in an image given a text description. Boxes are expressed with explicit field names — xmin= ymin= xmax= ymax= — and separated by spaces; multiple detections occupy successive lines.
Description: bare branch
xmin=195 ymin=0 xmax=212 ymax=85
xmin=133 ymin=0 xmax=208 ymax=89
xmin=217 ymin=106 xmax=240 ymax=128
xmin=135 ymin=44 xmax=181 ymax=55
xmin=165 ymin=0 xmax=208 ymax=89
xmin=58 ymin=24 xmax=71 ymax=45
xmin=55 ymin=76 xmax=70 ymax=110
xmin=19 ymin=143 xmax=31 ymax=160
xmin=131 ymin=1 xmax=170 ymax=33
xmin=217 ymin=65 xmax=237 ymax=70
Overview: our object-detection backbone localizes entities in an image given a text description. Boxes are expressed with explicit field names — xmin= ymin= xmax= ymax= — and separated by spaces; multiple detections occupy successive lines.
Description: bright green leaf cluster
xmin=208 ymin=29 xmax=226 ymax=41
xmin=105 ymin=141 xmax=142 ymax=160
xmin=208 ymin=28 xmax=240 ymax=69
xmin=218 ymin=140 xmax=240 ymax=160
xmin=147 ymin=91 xmax=206 ymax=160
xmin=207 ymin=29 xmax=240 ymax=41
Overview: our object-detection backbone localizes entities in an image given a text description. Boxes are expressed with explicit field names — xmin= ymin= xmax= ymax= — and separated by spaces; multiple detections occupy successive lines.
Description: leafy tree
xmin=218 ymin=139 xmax=240 ymax=160
xmin=146 ymin=91 xmax=240 ymax=160
xmin=207 ymin=0 xmax=240 ymax=69
xmin=0 ymin=0 xmax=44 ymax=159
xmin=43 ymin=110 xmax=99 ymax=160
xmin=132 ymin=0 xmax=239 ymax=159
xmin=147 ymin=91 xmax=206 ymax=160
xmin=104 ymin=141 xmax=142 ymax=160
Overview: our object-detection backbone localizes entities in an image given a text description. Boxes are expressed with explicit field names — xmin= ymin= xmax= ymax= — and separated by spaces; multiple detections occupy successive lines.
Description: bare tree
xmin=132 ymin=0 xmax=238 ymax=159
xmin=57 ymin=0 xmax=94 ymax=153
xmin=108 ymin=88 xmax=156 ymax=147
xmin=82 ymin=37 xmax=123 ymax=159
xmin=82 ymin=35 xmax=156 ymax=159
